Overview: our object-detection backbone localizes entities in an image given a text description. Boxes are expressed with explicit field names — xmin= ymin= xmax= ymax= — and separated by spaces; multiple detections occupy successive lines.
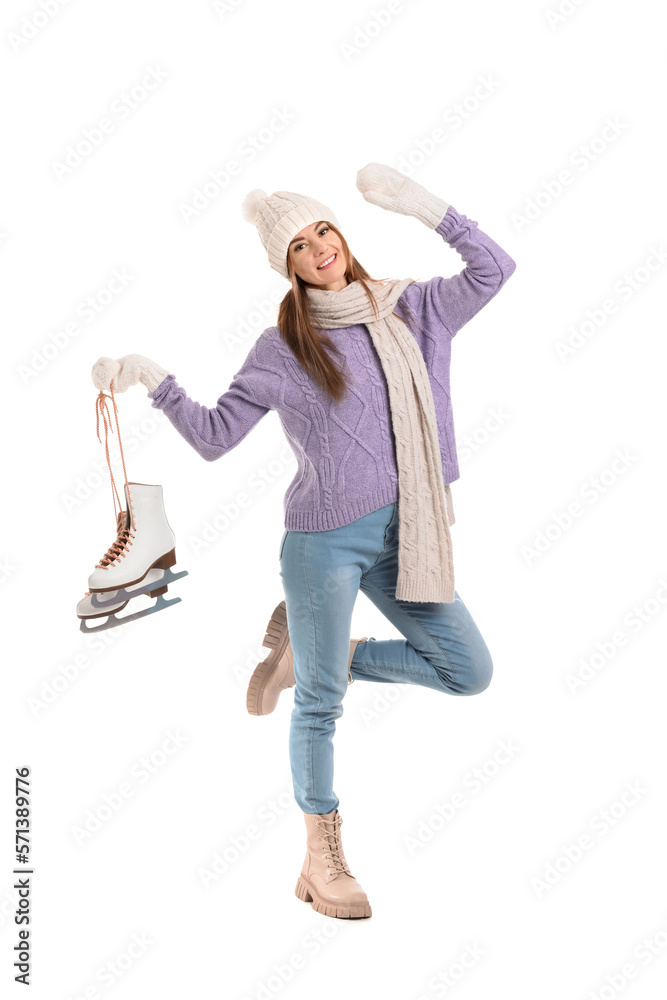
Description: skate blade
xmin=89 ymin=568 xmax=189 ymax=609
xmin=79 ymin=593 xmax=182 ymax=634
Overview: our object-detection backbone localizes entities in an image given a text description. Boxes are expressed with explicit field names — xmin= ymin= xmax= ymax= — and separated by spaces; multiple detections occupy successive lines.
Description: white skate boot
xmin=88 ymin=482 xmax=183 ymax=594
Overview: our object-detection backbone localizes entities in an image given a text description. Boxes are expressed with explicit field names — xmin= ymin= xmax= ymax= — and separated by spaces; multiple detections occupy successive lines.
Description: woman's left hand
xmin=356 ymin=162 xmax=450 ymax=229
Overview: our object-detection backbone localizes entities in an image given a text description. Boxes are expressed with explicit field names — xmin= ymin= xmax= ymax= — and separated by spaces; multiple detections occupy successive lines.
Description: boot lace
xmin=94 ymin=510 xmax=135 ymax=570
xmin=93 ymin=383 xmax=136 ymax=570
xmin=315 ymin=812 xmax=351 ymax=877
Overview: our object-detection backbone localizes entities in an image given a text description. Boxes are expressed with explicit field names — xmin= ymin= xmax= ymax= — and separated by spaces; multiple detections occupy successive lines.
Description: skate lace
xmin=94 ymin=382 xmax=136 ymax=569
xmin=94 ymin=510 xmax=135 ymax=570
xmin=316 ymin=813 xmax=350 ymax=876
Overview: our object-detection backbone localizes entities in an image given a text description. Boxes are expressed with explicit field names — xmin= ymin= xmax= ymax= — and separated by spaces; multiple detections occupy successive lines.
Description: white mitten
xmin=115 ymin=354 xmax=169 ymax=393
xmin=356 ymin=162 xmax=450 ymax=229
xmin=91 ymin=354 xmax=168 ymax=393
xmin=91 ymin=357 xmax=121 ymax=391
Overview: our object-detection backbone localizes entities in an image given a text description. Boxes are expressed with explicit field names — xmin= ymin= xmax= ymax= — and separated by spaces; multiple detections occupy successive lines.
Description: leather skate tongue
xmin=116 ymin=509 xmax=130 ymax=533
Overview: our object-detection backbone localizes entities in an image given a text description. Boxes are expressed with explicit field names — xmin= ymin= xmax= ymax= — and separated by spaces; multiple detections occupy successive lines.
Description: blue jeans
xmin=279 ymin=501 xmax=493 ymax=815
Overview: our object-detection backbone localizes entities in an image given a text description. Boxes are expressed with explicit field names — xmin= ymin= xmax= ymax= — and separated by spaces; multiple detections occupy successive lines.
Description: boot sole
xmin=294 ymin=875 xmax=372 ymax=919
xmin=91 ymin=548 xmax=177 ymax=594
xmin=246 ymin=600 xmax=293 ymax=716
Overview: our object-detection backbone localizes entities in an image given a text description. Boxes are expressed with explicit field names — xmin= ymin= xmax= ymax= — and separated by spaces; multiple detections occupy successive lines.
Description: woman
xmin=92 ymin=161 xmax=516 ymax=920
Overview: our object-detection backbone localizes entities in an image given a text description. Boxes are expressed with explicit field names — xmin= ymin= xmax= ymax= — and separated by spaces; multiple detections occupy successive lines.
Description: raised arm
xmin=423 ymin=205 xmax=516 ymax=336
xmin=356 ymin=162 xmax=516 ymax=338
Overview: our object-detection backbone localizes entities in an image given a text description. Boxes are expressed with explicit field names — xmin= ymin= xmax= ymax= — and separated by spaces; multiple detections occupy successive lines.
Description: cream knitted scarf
xmin=305 ymin=277 xmax=455 ymax=603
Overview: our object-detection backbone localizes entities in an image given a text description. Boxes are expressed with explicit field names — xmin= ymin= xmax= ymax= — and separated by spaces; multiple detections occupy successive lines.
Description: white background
xmin=2 ymin=0 xmax=666 ymax=997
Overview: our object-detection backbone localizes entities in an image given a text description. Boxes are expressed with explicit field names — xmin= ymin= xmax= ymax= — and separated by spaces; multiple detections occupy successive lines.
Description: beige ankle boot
xmin=246 ymin=601 xmax=294 ymax=716
xmin=246 ymin=600 xmax=368 ymax=716
xmin=295 ymin=808 xmax=372 ymax=918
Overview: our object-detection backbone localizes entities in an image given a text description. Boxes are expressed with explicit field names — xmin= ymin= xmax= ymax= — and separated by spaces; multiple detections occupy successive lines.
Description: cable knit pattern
xmin=276 ymin=341 xmax=336 ymax=519
xmin=148 ymin=206 xmax=516 ymax=538
xmin=343 ymin=327 xmax=398 ymax=490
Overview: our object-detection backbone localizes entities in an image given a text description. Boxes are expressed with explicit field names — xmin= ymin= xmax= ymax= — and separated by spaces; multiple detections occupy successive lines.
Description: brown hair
xmin=276 ymin=221 xmax=418 ymax=405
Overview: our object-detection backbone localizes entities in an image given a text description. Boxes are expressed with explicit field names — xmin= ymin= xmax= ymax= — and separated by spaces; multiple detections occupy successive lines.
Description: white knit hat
xmin=241 ymin=188 xmax=341 ymax=280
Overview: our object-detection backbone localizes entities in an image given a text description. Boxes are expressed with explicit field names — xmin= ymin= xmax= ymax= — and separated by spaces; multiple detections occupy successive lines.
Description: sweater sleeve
xmin=401 ymin=205 xmax=517 ymax=338
xmin=147 ymin=341 xmax=271 ymax=462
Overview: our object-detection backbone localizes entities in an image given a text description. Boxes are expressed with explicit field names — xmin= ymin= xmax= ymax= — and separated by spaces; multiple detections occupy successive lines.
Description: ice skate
xmin=76 ymin=386 xmax=188 ymax=631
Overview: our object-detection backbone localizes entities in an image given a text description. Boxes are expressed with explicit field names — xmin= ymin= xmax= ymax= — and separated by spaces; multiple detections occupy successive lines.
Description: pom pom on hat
xmin=241 ymin=188 xmax=268 ymax=224
xmin=242 ymin=184 xmax=339 ymax=279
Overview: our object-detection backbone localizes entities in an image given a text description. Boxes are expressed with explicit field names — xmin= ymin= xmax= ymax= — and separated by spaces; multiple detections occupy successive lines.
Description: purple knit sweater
xmin=148 ymin=206 xmax=516 ymax=531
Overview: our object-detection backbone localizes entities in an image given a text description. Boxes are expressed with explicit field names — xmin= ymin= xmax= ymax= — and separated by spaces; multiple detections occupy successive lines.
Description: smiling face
xmin=286 ymin=221 xmax=348 ymax=290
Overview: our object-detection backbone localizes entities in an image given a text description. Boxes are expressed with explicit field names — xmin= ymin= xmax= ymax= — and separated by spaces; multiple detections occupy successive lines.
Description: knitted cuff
xmin=406 ymin=190 xmax=451 ymax=230
xmin=147 ymin=373 xmax=175 ymax=402
xmin=140 ymin=363 xmax=169 ymax=393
